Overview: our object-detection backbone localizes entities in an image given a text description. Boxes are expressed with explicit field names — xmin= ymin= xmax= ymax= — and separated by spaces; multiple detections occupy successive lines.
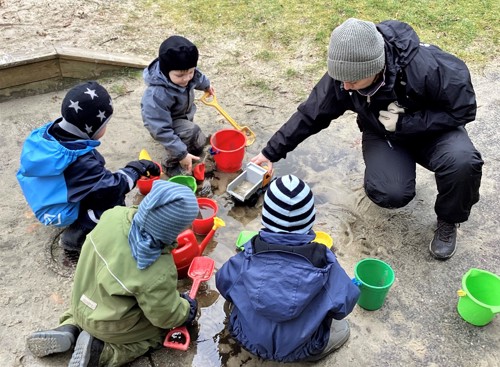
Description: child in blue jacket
xmin=17 ymin=81 xmax=160 ymax=261
xmin=141 ymin=35 xmax=214 ymax=177
xmin=216 ymin=175 xmax=360 ymax=362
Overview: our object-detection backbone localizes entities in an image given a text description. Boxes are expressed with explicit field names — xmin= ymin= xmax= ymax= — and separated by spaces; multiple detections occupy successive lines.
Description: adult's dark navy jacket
xmin=216 ymin=230 xmax=360 ymax=362
xmin=262 ymin=20 xmax=477 ymax=162
xmin=17 ymin=120 xmax=138 ymax=227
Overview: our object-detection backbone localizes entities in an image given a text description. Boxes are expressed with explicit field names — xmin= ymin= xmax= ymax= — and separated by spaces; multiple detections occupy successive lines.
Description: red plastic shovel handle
xmin=163 ymin=326 xmax=190 ymax=350
xmin=163 ymin=256 xmax=215 ymax=351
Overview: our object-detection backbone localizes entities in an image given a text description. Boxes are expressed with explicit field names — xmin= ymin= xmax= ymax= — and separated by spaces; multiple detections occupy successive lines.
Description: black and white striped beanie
xmin=261 ymin=175 xmax=316 ymax=234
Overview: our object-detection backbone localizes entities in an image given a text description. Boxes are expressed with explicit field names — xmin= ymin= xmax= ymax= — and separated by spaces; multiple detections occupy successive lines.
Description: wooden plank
xmin=0 ymin=47 xmax=57 ymax=70
xmin=0 ymin=76 xmax=64 ymax=102
xmin=55 ymin=46 xmax=149 ymax=68
xmin=0 ymin=59 xmax=61 ymax=89
xmin=58 ymin=59 xmax=141 ymax=79
xmin=0 ymin=46 xmax=148 ymax=99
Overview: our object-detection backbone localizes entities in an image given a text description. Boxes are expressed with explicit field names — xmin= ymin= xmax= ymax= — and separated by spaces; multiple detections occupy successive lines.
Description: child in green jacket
xmin=26 ymin=180 xmax=199 ymax=366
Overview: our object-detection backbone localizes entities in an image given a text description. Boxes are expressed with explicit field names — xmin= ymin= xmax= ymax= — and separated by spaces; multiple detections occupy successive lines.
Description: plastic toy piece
xmin=164 ymin=256 xmax=215 ymax=351
xmin=227 ymin=162 xmax=273 ymax=205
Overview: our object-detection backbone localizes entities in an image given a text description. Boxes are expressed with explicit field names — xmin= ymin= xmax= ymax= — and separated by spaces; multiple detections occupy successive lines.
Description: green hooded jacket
xmin=68 ymin=206 xmax=190 ymax=344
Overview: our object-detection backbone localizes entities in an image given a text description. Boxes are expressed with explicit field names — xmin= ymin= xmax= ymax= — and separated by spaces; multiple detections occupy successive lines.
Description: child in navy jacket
xmin=216 ymin=175 xmax=360 ymax=362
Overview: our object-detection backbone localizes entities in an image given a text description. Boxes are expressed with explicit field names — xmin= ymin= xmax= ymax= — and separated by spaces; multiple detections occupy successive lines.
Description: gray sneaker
xmin=429 ymin=219 xmax=458 ymax=260
xmin=302 ymin=319 xmax=350 ymax=362
xmin=27 ymin=324 xmax=80 ymax=357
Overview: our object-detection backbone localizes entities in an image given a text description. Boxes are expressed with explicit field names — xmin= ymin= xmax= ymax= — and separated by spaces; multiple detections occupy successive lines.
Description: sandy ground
xmin=1 ymin=1 xmax=500 ymax=366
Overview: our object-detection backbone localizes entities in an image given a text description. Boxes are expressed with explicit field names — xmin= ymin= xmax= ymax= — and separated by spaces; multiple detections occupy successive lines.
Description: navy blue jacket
xmin=216 ymin=230 xmax=360 ymax=362
xmin=262 ymin=20 xmax=477 ymax=162
xmin=17 ymin=120 xmax=138 ymax=227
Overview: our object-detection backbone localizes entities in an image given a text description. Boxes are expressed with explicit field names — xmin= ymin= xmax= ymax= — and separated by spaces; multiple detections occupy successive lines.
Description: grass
xmin=142 ymin=0 xmax=498 ymax=67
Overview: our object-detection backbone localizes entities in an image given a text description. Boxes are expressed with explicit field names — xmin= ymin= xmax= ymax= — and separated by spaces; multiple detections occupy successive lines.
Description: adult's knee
xmin=365 ymin=181 xmax=415 ymax=209
xmin=438 ymin=149 xmax=483 ymax=180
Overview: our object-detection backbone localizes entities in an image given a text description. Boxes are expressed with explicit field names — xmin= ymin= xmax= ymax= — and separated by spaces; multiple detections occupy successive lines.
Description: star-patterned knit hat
xmin=261 ymin=175 xmax=316 ymax=234
xmin=59 ymin=81 xmax=113 ymax=140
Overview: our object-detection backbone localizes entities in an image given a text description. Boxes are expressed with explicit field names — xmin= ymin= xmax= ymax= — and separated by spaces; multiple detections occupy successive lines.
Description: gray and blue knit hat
xmin=261 ymin=175 xmax=316 ymax=234
xmin=129 ymin=180 xmax=199 ymax=269
xmin=327 ymin=18 xmax=385 ymax=82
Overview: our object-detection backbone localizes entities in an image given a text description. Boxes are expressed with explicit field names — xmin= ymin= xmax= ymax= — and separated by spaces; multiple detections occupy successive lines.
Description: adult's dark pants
xmin=362 ymin=127 xmax=483 ymax=224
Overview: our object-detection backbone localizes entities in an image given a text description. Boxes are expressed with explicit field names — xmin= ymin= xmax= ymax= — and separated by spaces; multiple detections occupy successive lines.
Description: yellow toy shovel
xmin=199 ymin=92 xmax=256 ymax=146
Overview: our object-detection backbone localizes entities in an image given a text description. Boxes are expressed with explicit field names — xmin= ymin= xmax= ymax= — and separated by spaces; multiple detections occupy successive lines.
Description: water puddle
xmin=45 ymin=141 xmax=392 ymax=366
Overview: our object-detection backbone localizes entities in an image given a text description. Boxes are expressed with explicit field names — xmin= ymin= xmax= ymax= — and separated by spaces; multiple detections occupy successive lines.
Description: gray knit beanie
xmin=261 ymin=175 xmax=316 ymax=234
xmin=327 ymin=18 xmax=385 ymax=82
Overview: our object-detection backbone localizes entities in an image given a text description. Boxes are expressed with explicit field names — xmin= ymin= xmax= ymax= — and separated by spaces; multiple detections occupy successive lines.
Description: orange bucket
xmin=210 ymin=129 xmax=246 ymax=173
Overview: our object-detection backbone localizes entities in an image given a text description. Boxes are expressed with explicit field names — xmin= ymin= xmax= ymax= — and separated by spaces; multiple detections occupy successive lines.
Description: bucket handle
xmin=351 ymin=278 xmax=362 ymax=287
xmin=209 ymin=147 xmax=219 ymax=156
xmin=457 ymin=289 xmax=466 ymax=297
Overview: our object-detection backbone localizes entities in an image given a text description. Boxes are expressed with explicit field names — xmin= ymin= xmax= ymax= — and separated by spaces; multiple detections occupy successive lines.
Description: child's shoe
xmin=302 ymin=319 xmax=350 ymax=362
xmin=68 ymin=331 xmax=104 ymax=367
xmin=165 ymin=164 xmax=183 ymax=178
xmin=27 ymin=324 xmax=80 ymax=357
xmin=61 ymin=223 xmax=90 ymax=252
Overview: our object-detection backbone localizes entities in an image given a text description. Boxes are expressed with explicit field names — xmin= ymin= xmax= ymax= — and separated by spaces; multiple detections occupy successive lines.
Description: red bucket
xmin=210 ymin=129 xmax=246 ymax=173
xmin=192 ymin=198 xmax=218 ymax=235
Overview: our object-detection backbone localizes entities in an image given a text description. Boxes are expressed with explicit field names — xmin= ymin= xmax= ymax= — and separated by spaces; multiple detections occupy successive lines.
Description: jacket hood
xmin=18 ymin=122 xmax=99 ymax=177
xmin=241 ymin=231 xmax=330 ymax=322
xmin=377 ymin=20 xmax=420 ymax=71
xmin=143 ymin=59 xmax=192 ymax=92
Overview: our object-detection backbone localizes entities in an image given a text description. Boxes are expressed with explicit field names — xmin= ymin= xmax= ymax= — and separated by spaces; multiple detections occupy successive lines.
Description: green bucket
xmin=457 ymin=268 xmax=500 ymax=326
xmin=168 ymin=175 xmax=197 ymax=193
xmin=354 ymin=258 xmax=395 ymax=311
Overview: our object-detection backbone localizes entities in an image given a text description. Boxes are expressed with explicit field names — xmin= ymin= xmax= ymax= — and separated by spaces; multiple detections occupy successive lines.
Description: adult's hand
xmin=378 ymin=102 xmax=405 ymax=132
xmin=250 ymin=152 xmax=273 ymax=171
xmin=179 ymin=153 xmax=200 ymax=174
xmin=378 ymin=110 xmax=399 ymax=132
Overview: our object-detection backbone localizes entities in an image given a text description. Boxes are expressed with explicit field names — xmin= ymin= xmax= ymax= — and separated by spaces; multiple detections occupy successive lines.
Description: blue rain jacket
xmin=216 ymin=230 xmax=360 ymax=362
xmin=17 ymin=121 xmax=136 ymax=227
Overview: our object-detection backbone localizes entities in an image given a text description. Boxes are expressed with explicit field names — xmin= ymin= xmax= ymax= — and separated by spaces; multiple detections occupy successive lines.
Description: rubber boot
xmin=302 ymin=319 xmax=350 ymax=362
xmin=68 ymin=331 xmax=104 ymax=367
xmin=27 ymin=324 xmax=80 ymax=357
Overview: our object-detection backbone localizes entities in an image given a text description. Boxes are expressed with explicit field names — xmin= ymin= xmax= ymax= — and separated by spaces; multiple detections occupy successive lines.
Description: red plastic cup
xmin=137 ymin=176 xmax=160 ymax=195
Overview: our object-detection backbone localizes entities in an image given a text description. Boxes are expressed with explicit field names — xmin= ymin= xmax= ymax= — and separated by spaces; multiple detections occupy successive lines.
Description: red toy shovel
xmin=163 ymin=256 xmax=215 ymax=351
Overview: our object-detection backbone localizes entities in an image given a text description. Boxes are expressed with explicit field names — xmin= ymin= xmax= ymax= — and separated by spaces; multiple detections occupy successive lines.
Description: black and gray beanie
xmin=59 ymin=81 xmax=113 ymax=140
xmin=261 ymin=175 xmax=316 ymax=234
xmin=158 ymin=35 xmax=199 ymax=76
xmin=327 ymin=18 xmax=385 ymax=82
